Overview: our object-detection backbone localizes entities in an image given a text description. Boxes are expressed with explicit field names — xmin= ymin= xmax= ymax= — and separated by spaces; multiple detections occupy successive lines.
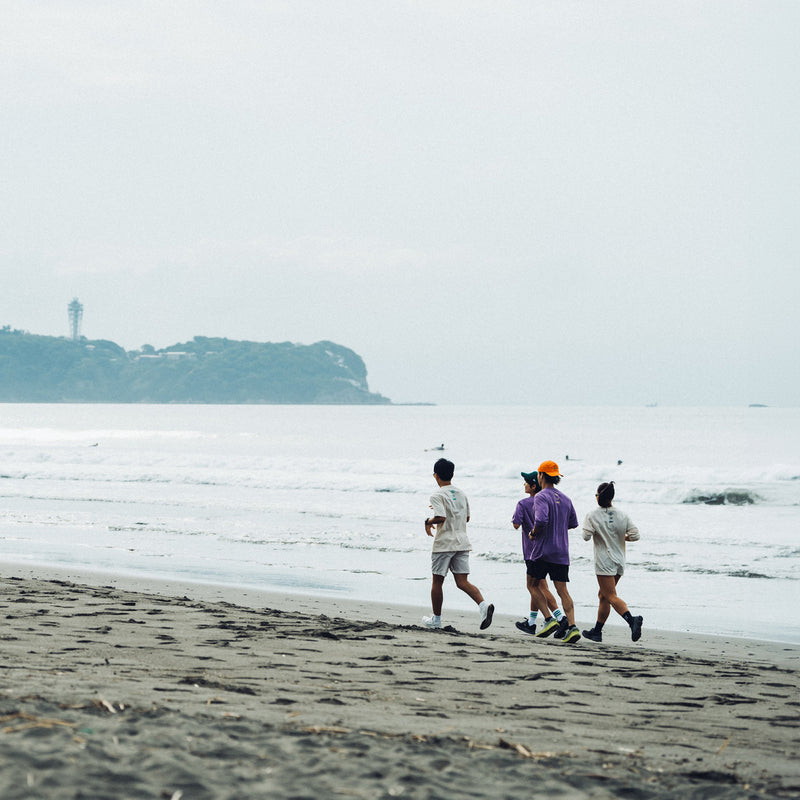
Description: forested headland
xmin=0 ymin=328 xmax=390 ymax=404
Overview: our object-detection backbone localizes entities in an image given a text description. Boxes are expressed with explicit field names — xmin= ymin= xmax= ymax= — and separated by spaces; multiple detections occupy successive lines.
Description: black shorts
xmin=526 ymin=559 xmax=570 ymax=583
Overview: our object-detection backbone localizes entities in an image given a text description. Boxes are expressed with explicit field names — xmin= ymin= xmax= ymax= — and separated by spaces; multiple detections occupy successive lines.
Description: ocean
xmin=0 ymin=403 xmax=798 ymax=643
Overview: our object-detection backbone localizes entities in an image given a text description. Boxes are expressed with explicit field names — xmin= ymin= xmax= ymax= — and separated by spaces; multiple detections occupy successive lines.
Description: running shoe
xmin=480 ymin=603 xmax=494 ymax=630
xmin=422 ymin=616 xmax=442 ymax=629
xmin=515 ymin=619 xmax=537 ymax=635
xmin=553 ymin=617 xmax=570 ymax=640
xmin=630 ymin=615 xmax=643 ymax=642
xmin=581 ymin=627 xmax=602 ymax=642
xmin=536 ymin=617 xmax=559 ymax=638
xmin=562 ymin=626 xmax=581 ymax=644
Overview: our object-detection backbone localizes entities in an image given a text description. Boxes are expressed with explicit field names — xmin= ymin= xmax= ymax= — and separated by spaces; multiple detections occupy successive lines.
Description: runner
xmin=582 ymin=481 xmax=643 ymax=642
xmin=512 ymin=470 xmax=566 ymax=635
xmin=422 ymin=458 xmax=494 ymax=631
xmin=527 ymin=460 xmax=581 ymax=644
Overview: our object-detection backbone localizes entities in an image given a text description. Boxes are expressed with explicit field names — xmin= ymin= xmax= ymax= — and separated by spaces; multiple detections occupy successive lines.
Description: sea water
xmin=0 ymin=403 xmax=798 ymax=643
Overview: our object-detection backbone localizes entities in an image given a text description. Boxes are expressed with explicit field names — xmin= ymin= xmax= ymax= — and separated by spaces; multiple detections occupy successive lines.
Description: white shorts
xmin=431 ymin=551 xmax=470 ymax=576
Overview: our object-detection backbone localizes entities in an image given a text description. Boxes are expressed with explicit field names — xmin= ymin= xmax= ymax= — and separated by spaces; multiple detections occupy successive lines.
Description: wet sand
xmin=1 ymin=568 xmax=798 ymax=799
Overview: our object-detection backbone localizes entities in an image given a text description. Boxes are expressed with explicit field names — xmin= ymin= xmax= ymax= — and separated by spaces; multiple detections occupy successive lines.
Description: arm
xmin=625 ymin=517 xmax=640 ymax=542
xmin=530 ymin=493 xmax=547 ymax=539
xmin=425 ymin=516 xmax=446 ymax=537
xmin=426 ymin=492 xmax=448 ymax=537
xmin=512 ymin=500 xmax=524 ymax=531
xmin=568 ymin=503 xmax=579 ymax=530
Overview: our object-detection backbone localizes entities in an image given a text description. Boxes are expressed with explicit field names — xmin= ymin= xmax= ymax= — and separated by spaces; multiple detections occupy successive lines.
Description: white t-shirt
xmin=582 ymin=505 xmax=639 ymax=576
xmin=429 ymin=484 xmax=472 ymax=553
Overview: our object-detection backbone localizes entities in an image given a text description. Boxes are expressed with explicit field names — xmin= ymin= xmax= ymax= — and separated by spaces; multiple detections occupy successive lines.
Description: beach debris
xmin=178 ymin=675 xmax=257 ymax=695
xmin=96 ymin=697 xmax=118 ymax=714
xmin=498 ymin=739 xmax=558 ymax=760
xmin=716 ymin=735 xmax=732 ymax=755
xmin=1 ymin=712 xmax=76 ymax=733
xmin=302 ymin=725 xmax=351 ymax=734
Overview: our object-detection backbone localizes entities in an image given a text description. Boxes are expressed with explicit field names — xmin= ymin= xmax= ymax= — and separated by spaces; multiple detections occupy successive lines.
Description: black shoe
xmin=582 ymin=627 xmax=602 ymax=642
xmin=515 ymin=619 xmax=537 ymax=635
xmin=630 ymin=615 xmax=643 ymax=642
xmin=553 ymin=617 xmax=570 ymax=640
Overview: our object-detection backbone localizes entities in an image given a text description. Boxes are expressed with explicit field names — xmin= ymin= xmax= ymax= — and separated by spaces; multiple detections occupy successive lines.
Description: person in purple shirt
xmin=527 ymin=460 xmax=581 ymax=644
xmin=512 ymin=470 xmax=565 ymax=636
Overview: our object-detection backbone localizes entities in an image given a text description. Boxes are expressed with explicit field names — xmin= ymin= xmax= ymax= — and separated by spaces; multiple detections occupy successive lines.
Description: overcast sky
xmin=2 ymin=2 xmax=798 ymax=405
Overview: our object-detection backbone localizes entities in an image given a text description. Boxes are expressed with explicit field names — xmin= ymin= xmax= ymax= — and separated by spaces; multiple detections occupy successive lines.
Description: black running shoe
xmin=553 ymin=616 xmax=570 ymax=640
xmin=630 ymin=615 xmax=643 ymax=642
xmin=582 ymin=627 xmax=602 ymax=642
xmin=515 ymin=619 xmax=537 ymax=635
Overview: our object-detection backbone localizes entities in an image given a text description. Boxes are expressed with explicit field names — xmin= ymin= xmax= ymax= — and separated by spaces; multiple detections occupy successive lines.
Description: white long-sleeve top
xmin=582 ymin=505 xmax=640 ymax=576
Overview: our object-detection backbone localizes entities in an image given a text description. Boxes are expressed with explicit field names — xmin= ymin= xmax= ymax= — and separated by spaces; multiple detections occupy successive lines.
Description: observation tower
xmin=68 ymin=298 xmax=83 ymax=341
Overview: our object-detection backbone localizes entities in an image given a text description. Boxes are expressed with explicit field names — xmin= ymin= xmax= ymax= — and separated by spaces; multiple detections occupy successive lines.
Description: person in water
xmin=581 ymin=481 xmax=643 ymax=642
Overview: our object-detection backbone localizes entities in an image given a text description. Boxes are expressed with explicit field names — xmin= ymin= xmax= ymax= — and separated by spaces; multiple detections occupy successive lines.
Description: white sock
xmin=553 ymin=608 xmax=564 ymax=620
xmin=528 ymin=611 xmax=538 ymax=626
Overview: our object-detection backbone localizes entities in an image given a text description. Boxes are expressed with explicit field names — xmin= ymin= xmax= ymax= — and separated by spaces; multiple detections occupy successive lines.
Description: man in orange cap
xmin=526 ymin=460 xmax=581 ymax=643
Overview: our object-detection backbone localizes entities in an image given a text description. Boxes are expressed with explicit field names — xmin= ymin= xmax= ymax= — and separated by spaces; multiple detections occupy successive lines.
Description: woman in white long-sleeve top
xmin=581 ymin=481 xmax=643 ymax=643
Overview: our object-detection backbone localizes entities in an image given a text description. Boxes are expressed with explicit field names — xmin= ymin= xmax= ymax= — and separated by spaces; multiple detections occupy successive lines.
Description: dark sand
xmin=1 ymin=571 xmax=798 ymax=799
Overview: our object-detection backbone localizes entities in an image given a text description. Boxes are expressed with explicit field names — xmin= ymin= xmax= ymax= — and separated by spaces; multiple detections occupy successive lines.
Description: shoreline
xmin=0 ymin=570 xmax=798 ymax=798
xmin=4 ymin=561 xmax=800 ymax=668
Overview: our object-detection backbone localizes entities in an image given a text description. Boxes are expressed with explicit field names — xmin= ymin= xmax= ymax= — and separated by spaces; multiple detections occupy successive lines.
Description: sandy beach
xmin=1 ymin=568 xmax=798 ymax=799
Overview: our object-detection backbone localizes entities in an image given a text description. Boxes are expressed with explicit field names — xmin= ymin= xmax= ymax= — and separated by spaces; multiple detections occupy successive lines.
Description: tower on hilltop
xmin=68 ymin=298 xmax=83 ymax=341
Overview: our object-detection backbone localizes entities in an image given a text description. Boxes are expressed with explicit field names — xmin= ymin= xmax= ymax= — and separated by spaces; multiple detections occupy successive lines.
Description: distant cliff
xmin=0 ymin=329 xmax=391 ymax=404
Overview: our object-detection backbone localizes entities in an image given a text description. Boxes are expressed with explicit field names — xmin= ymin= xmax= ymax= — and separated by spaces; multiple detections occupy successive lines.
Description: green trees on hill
xmin=0 ymin=329 xmax=389 ymax=404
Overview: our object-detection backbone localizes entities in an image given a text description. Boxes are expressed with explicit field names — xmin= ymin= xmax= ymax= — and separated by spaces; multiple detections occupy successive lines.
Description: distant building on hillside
xmin=68 ymin=298 xmax=83 ymax=341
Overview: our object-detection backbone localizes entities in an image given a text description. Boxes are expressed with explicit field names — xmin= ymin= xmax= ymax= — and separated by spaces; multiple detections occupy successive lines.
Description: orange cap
xmin=538 ymin=460 xmax=563 ymax=477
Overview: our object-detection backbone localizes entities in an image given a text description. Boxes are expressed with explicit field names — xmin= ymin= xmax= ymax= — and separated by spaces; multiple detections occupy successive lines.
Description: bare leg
xmin=528 ymin=579 xmax=552 ymax=618
xmin=541 ymin=578 xmax=559 ymax=613
xmin=597 ymin=585 xmax=612 ymax=624
xmin=453 ymin=573 xmax=484 ymax=606
xmin=430 ymin=574 xmax=445 ymax=615
xmin=527 ymin=575 xmax=559 ymax=613
xmin=597 ymin=574 xmax=628 ymax=620
xmin=552 ymin=581 xmax=575 ymax=625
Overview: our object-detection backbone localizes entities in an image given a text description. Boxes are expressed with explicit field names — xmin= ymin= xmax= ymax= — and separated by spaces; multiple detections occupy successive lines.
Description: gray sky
xmin=2 ymin=1 xmax=798 ymax=405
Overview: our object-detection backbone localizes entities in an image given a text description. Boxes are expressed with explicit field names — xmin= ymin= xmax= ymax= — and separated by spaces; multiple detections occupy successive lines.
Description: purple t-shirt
xmin=512 ymin=495 xmax=537 ymax=561
xmin=531 ymin=487 xmax=578 ymax=565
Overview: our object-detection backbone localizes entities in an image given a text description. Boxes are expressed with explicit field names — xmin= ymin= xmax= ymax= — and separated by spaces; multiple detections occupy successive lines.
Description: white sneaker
xmin=422 ymin=615 xmax=442 ymax=629
xmin=479 ymin=602 xmax=494 ymax=630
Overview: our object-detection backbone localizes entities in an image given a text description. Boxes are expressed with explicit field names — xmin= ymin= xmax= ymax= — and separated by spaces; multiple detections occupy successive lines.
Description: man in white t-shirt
xmin=422 ymin=458 xmax=494 ymax=631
